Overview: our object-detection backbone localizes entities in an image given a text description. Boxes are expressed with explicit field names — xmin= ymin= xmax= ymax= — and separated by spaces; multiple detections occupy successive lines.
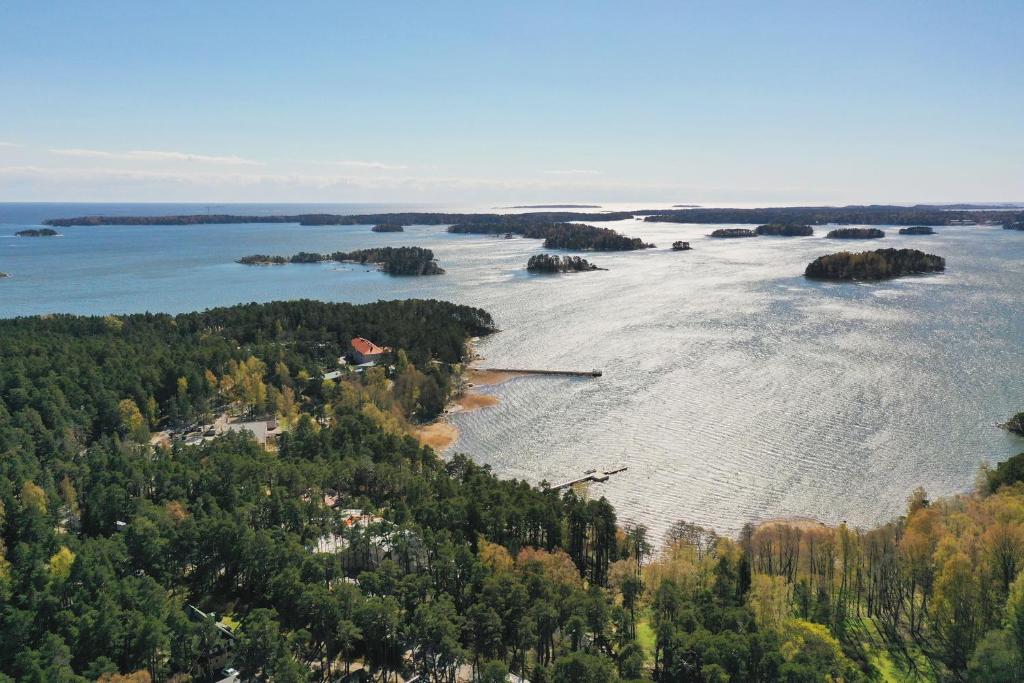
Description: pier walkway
xmin=550 ymin=465 xmax=627 ymax=490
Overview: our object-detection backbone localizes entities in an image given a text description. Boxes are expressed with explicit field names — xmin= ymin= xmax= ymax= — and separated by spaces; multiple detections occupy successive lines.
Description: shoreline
xmin=415 ymin=340 xmax=509 ymax=452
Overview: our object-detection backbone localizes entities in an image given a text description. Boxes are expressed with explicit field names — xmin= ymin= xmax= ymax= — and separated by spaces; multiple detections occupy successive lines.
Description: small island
xmin=672 ymin=241 xmax=691 ymax=251
xmin=709 ymin=228 xmax=757 ymax=238
xmin=1003 ymin=412 xmax=1024 ymax=436
xmin=898 ymin=226 xmax=935 ymax=235
xmin=371 ymin=223 xmax=404 ymax=232
xmin=15 ymin=228 xmax=59 ymax=237
xmin=527 ymin=254 xmax=603 ymax=273
xmin=0 ymin=272 xmax=8 ymax=279
xmin=754 ymin=223 xmax=814 ymax=236
xmin=1004 ymin=222 xmax=1024 ymax=231
xmin=826 ymin=227 xmax=886 ymax=239
xmin=805 ymin=248 xmax=945 ymax=281
xmin=238 ymin=246 xmax=444 ymax=275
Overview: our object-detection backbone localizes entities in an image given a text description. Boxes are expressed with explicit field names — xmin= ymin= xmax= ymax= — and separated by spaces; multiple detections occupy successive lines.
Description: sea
xmin=2 ymin=202 xmax=1022 ymax=540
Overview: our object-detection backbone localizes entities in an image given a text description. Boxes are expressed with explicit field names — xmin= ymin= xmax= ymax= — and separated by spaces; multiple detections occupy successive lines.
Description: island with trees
xmin=754 ymin=223 xmax=814 ymax=236
xmin=825 ymin=227 xmax=886 ymax=239
xmin=1005 ymin=221 xmax=1024 ymax=231
xmin=898 ymin=226 xmax=935 ymax=235
xmin=709 ymin=228 xmax=757 ymax=238
xmin=238 ymin=247 xmax=445 ymax=275
xmin=371 ymin=223 xmax=404 ymax=232
xmin=0 ymin=272 xmax=7 ymax=278
xmin=15 ymin=228 xmax=59 ymax=237
xmin=805 ymin=248 xmax=945 ymax=280
xmin=672 ymin=240 xmax=691 ymax=251
xmin=449 ymin=221 xmax=654 ymax=250
xmin=526 ymin=254 xmax=603 ymax=273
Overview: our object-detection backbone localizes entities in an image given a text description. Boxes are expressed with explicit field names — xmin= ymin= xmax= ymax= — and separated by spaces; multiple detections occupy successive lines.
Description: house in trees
xmin=350 ymin=336 xmax=388 ymax=364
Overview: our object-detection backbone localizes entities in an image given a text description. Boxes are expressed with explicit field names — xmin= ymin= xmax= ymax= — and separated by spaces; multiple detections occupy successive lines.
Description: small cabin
xmin=350 ymin=337 xmax=388 ymax=365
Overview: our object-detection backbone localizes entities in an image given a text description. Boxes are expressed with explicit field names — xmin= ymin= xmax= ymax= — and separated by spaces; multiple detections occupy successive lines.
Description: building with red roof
xmin=350 ymin=337 xmax=388 ymax=364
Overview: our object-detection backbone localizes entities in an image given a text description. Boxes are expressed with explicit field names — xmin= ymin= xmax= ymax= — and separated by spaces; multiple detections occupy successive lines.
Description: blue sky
xmin=1 ymin=1 xmax=1021 ymax=204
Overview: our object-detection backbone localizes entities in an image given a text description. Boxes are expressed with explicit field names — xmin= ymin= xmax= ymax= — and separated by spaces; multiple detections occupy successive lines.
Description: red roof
xmin=351 ymin=337 xmax=386 ymax=356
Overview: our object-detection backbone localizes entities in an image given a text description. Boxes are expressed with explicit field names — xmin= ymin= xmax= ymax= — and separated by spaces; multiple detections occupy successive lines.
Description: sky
xmin=1 ymin=1 xmax=1022 ymax=205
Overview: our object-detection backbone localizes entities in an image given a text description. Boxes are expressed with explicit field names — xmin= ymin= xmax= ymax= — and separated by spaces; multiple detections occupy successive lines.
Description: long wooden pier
xmin=475 ymin=367 xmax=603 ymax=377
xmin=550 ymin=465 xmax=627 ymax=490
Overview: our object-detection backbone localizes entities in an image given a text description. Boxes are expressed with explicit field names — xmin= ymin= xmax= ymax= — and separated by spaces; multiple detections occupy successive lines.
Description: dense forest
xmin=825 ymin=228 xmax=886 ymax=240
xmin=805 ymin=249 xmax=946 ymax=281
xmin=14 ymin=228 xmax=59 ymax=237
xmin=898 ymin=226 xmax=935 ymax=235
xmin=448 ymin=222 xmax=653 ymax=251
xmin=371 ymin=224 xmax=404 ymax=233
xmin=671 ymin=241 xmax=691 ymax=251
xmin=708 ymin=229 xmax=756 ymax=238
xmin=753 ymin=224 xmax=814 ymax=237
xmin=237 ymin=248 xmax=444 ymax=275
xmin=1 ymin=299 xmax=1023 ymax=682
xmin=526 ymin=254 xmax=602 ymax=273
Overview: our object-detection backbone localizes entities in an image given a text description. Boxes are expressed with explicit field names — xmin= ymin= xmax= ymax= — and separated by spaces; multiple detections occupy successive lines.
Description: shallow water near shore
xmin=2 ymin=202 xmax=1023 ymax=540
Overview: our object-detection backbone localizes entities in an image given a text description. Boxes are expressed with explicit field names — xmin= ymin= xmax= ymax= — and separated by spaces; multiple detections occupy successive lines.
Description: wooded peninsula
xmin=238 ymin=247 xmax=444 ymax=275
xmin=805 ymin=248 xmax=945 ymax=280
xmin=0 ymin=299 xmax=1023 ymax=682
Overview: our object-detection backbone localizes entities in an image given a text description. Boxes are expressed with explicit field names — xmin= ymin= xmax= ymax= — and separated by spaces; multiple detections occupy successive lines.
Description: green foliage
xmin=985 ymin=451 xmax=1024 ymax=493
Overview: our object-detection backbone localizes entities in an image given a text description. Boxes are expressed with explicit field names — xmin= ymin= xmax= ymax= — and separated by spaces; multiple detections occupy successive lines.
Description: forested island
xmin=825 ymin=227 xmax=886 ymax=239
xmin=1005 ymin=221 xmax=1024 ymax=231
xmin=671 ymin=240 xmax=691 ymax=251
xmin=371 ymin=223 xmax=404 ymax=232
xmin=449 ymin=221 xmax=653 ymax=250
xmin=2 ymin=298 xmax=1024 ymax=681
xmin=898 ymin=226 xmax=935 ymax=235
xmin=15 ymin=228 xmax=59 ymax=237
xmin=754 ymin=223 xmax=814 ymax=236
xmin=709 ymin=228 xmax=757 ymax=238
xmin=805 ymin=248 xmax=945 ymax=280
xmin=0 ymin=272 xmax=7 ymax=278
xmin=527 ymin=254 xmax=603 ymax=273
xmin=238 ymin=247 xmax=444 ymax=275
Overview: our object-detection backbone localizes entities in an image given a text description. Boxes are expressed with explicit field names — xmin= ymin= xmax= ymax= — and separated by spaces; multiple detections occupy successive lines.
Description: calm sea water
xmin=2 ymin=202 xmax=1022 ymax=538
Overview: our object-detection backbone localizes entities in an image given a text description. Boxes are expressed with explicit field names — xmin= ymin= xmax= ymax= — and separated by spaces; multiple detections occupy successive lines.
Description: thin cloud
xmin=541 ymin=169 xmax=602 ymax=176
xmin=325 ymin=160 xmax=409 ymax=170
xmin=0 ymin=141 xmax=22 ymax=148
xmin=49 ymin=148 xmax=264 ymax=166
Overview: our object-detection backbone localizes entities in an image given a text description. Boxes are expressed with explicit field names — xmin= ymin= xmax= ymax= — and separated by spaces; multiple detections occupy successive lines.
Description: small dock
xmin=476 ymin=367 xmax=602 ymax=377
xmin=550 ymin=465 xmax=627 ymax=490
